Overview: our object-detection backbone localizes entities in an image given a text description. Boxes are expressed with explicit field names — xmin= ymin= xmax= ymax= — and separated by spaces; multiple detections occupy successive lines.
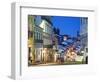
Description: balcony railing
xmin=43 ymin=45 xmax=53 ymax=48
xmin=34 ymin=39 xmax=43 ymax=43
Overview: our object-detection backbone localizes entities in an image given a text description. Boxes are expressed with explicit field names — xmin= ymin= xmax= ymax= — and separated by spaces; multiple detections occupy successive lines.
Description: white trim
xmin=11 ymin=2 xmax=96 ymax=80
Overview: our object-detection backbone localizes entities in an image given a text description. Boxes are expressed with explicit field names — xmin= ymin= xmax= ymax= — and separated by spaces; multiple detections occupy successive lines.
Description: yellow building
xmin=28 ymin=15 xmax=35 ymax=65
xmin=28 ymin=15 xmax=43 ymax=65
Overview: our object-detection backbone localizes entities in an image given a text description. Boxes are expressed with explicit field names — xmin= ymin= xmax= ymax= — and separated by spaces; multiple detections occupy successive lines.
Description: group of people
xmin=28 ymin=45 xmax=86 ymax=65
xmin=54 ymin=46 xmax=78 ymax=64
xmin=66 ymin=46 xmax=77 ymax=62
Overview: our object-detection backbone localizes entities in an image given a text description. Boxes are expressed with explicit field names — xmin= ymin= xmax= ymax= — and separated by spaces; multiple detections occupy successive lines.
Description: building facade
xmin=80 ymin=17 xmax=88 ymax=50
xmin=80 ymin=17 xmax=88 ymax=62
xmin=40 ymin=16 xmax=53 ymax=63
xmin=28 ymin=15 xmax=35 ymax=65
xmin=34 ymin=16 xmax=43 ymax=63
xmin=28 ymin=15 xmax=43 ymax=65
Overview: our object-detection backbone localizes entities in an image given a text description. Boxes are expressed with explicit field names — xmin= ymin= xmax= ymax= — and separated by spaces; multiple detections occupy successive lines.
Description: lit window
xmin=35 ymin=31 xmax=37 ymax=39
xmin=38 ymin=32 xmax=40 ymax=40
xmin=40 ymin=33 xmax=41 ymax=40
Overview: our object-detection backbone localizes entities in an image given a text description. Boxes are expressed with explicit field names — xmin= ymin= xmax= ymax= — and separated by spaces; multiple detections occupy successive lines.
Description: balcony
xmin=34 ymin=39 xmax=43 ymax=43
xmin=43 ymin=45 xmax=53 ymax=48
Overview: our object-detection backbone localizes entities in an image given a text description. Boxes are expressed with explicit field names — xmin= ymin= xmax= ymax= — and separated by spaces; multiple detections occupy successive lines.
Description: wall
xmin=0 ymin=0 xmax=100 ymax=81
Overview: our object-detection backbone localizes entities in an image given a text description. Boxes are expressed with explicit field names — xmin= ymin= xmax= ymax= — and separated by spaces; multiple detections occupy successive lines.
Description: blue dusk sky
xmin=51 ymin=16 xmax=81 ymax=37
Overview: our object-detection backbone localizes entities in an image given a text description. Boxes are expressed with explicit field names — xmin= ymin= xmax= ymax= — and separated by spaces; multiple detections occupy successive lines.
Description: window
xmin=40 ymin=33 xmax=41 ymax=40
xmin=36 ymin=32 xmax=38 ymax=40
xmin=39 ymin=33 xmax=41 ymax=40
xmin=38 ymin=32 xmax=40 ymax=40
xmin=36 ymin=31 xmax=37 ymax=40
xmin=41 ymin=34 xmax=43 ymax=40
xmin=28 ymin=31 xmax=33 ymax=38
xmin=34 ymin=31 xmax=36 ymax=39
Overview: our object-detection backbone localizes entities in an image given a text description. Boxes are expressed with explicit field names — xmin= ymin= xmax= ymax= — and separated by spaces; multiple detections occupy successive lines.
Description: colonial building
xmin=34 ymin=16 xmax=43 ymax=63
xmin=28 ymin=15 xmax=43 ymax=65
xmin=80 ymin=17 xmax=88 ymax=50
xmin=28 ymin=15 xmax=35 ymax=65
xmin=80 ymin=17 xmax=88 ymax=62
xmin=40 ymin=16 xmax=53 ymax=63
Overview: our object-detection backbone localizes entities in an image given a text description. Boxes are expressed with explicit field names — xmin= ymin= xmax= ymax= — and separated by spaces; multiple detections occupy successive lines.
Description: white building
xmin=80 ymin=17 xmax=88 ymax=49
xmin=34 ymin=16 xmax=44 ymax=62
xmin=80 ymin=17 xmax=88 ymax=62
xmin=40 ymin=16 xmax=53 ymax=47
xmin=40 ymin=16 xmax=53 ymax=62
